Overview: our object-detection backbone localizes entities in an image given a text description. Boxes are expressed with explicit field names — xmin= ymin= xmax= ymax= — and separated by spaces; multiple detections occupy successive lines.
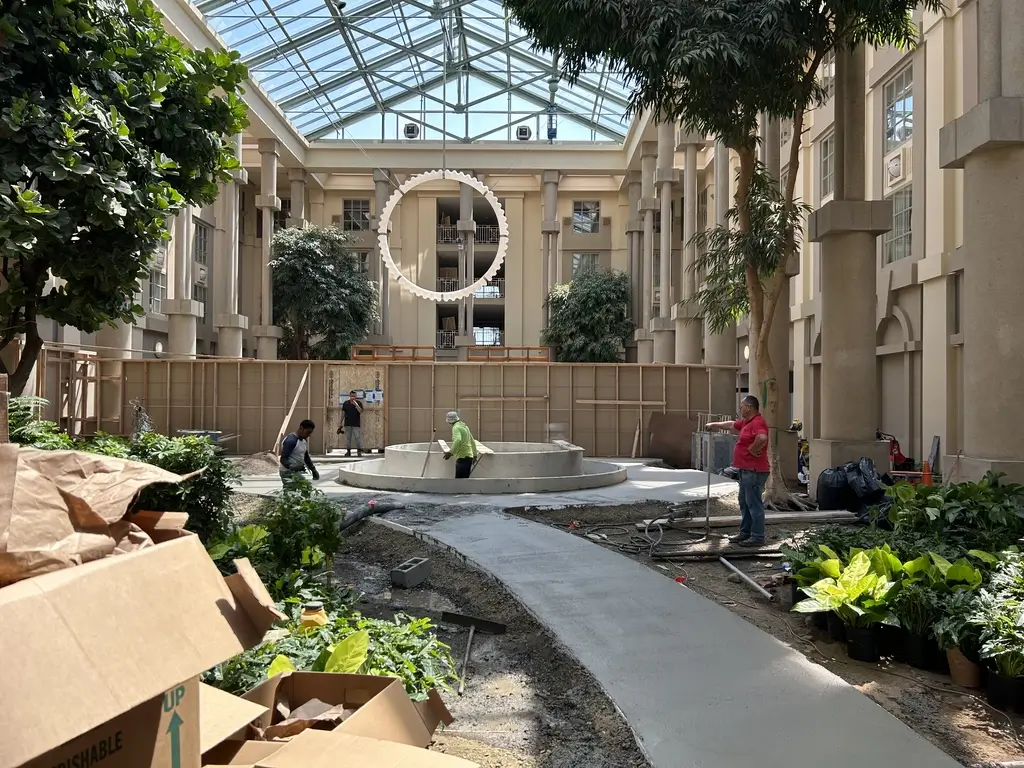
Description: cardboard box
xmin=0 ymin=534 xmax=284 ymax=768
xmin=242 ymin=672 xmax=453 ymax=749
xmin=205 ymin=730 xmax=480 ymax=768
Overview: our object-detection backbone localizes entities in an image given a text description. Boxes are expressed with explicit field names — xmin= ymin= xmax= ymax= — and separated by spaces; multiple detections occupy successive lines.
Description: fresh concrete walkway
xmin=240 ymin=459 xmax=737 ymax=509
xmin=379 ymin=511 xmax=959 ymax=768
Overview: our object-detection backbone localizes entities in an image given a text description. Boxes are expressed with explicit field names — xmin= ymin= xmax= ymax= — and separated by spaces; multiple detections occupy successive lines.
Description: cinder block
xmin=390 ymin=557 xmax=431 ymax=588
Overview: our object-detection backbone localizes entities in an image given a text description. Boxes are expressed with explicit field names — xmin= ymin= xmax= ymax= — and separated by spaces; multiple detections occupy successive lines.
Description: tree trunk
xmin=8 ymin=325 xmax=42 ymax=397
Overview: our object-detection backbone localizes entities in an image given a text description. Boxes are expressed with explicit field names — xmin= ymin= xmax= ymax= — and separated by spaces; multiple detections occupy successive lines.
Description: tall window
xmin=193 ymin=283 xmax=207 ymax=321
xmin=192 ymin=220 xmax=212 ymax=265
xmin=883 ymin=187 xmax=913 ymax=264
xmin=572 ymin=201 xmax=600 ymax=234
xmin=820 ymin=132 xmax=835 ymax=199
xmin=819 ymin=49 xmax=836 ymax=100
xmin=572 ymin=252 xmax=599 ymax=277
xmin=474 ymin=326 xmax=502 ymax=346
xmin=342 ymin=199 xmax=371 ymax=231
xmin=884 ymin=66 xmax=914 ymax=153
xmin=353 ymin=251 xmax=370 ymax=274
xmin=148 ymin=270 xmax=166 ymax=314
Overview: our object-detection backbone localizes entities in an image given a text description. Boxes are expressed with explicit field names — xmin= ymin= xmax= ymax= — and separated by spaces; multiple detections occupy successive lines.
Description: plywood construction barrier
xmin=36 ymin=357 xmax=739 ymax=458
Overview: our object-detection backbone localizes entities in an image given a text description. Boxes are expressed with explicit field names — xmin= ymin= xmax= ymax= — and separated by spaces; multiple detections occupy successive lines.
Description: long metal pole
xmin=719 ymin=556 xmax=775 ymax=601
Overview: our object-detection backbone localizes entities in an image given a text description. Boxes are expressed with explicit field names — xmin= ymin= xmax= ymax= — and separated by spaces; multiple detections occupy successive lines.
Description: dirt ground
xmin=232 ymin=451 xmax=281 ymax=475
xmin=334 ymin=521 xmax=649 ymax=767
xmin=512 ymin=496 xmax=1024 ymax=767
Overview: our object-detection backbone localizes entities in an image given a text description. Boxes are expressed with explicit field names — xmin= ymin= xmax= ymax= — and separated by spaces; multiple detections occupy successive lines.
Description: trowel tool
xmin=441 ymin=611 xmax=507 ymax=695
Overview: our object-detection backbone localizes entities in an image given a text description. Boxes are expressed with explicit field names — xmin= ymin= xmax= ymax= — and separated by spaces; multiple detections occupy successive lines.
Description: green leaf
xmin=324 ymin=630 xmax=369 ymax=674
xmin=969 ymin=549 xmax=999 ymax=565
xmin=267 ymin=655 xmax=296 ymax=679
xmin=929 ymin=552 xmax=954 ymax=577
xmin=838 ymin=551 xmax=871 ymax=594
xmin=206 ymin=542 xmax=231 ymax=561
xmin=819 ymin=559 xmax=842 ymax=579
xmin=818 ymin=544 xmax=839 ymax=561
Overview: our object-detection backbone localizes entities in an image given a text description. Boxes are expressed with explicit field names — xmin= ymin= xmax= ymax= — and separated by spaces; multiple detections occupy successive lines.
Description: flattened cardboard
xmin=243 ymin=672 xmax=442 ymax=748
xmin=0 ymin=536 xmax=284 ymax=768
xmin=200 ymin=684 xmax=271 ymax=753
xmin=203 ymin=739 xmax=289 ymax=766
xmin=255 ymin=730 xmax=480 ymax=768
xmin=22 ymin=677 xmax=201 ymax=768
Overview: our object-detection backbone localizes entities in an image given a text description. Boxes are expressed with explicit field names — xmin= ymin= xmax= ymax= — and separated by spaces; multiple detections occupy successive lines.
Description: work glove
xmin=443 ymin=452 xmax=452 ymax=460
xmin=337 ymin=426 xmax=345 ymax=435
xmin=311 ymin=469 xmax=320 ymax=481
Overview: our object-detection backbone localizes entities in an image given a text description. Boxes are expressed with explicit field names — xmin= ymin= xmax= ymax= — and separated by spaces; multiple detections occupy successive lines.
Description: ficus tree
xmin=0 ymin=0 xmax=248 ymax=395
xmin=542 ymin=266 xmax=633 ymax=362
xmin=504 ymin=0 xmax=938 ymax=505
xmin=269 ymin=226 xmax=378 ymax=360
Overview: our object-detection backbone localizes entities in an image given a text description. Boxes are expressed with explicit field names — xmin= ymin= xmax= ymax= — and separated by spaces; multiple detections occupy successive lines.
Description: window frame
xmin=571 ymin=252 xmax=599 ymax=277
xmin=882 ymin=185 xmax=913 ymax=265
xmin=819 ymin=132 xmax=836 ymax=200
xmin=342 ymin=199 xmax=372 ymax=232
xmin=192 ymin=219 xmax=212 ymax=266
xmin=883 ymin=66 xmax=914 ymax=154
xmin=148 ymin=270 xmax=167 ymax=315
xmin=572 ymin=200 xmax=601 ymax=234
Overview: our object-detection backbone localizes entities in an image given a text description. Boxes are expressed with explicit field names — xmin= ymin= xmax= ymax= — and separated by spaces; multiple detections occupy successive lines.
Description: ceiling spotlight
xmin=335 ymin=0 xmax=346 ymax=9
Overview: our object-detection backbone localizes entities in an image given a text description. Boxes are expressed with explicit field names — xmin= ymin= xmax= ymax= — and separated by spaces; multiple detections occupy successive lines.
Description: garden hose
xmin=337 ymin=500 xmax=407 ymax=533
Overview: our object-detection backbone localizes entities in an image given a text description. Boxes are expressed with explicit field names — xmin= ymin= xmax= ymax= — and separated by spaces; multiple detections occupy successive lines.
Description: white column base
xmin=253 ymin=325 xmax=284 ymax=360
xmin=164 ymin=299 xmax=202 ymax=358
xmin=650 ymin=318 xmax=675 ymax=364
xmin=215 ymin=313 xmax=249 ymax=358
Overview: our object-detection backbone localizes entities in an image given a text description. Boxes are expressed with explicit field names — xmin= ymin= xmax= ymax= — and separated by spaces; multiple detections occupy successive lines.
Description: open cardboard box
xmin=205 ymin=730 xmax=480 ymax=767
xmin=0 ymin=508 xmax=286 ymax=768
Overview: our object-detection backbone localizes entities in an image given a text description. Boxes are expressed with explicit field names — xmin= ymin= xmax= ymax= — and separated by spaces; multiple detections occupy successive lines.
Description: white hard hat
xmin=445 ymin=411 xmax=460 ymax=424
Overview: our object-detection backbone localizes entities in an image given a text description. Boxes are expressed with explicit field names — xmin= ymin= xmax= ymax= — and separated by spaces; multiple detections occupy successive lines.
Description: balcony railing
xmin=436 ymin=330 xmax=456 ymax=349
xmin=436 ymin=224 xmax=501 ymax=244
xmin=435 ymin=278 xmax=504 ymax=298
xmin=435 ymin=330 xmax=506 ymax=349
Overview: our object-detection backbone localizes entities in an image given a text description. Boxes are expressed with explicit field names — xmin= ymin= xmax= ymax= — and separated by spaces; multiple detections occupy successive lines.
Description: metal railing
xmin=436 ymin=330 xmax=456 ymax=349
xmin=436 ymin=224 xmax=501 ymax=244
xmin=435 ymin=278 xmax=504 ymax=298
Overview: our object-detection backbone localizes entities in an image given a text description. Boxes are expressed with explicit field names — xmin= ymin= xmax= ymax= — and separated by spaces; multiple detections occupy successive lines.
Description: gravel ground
xmin=510 ymin=501 xmax=1024 ymax=767
xmin=335 ymin=521 xmax=650 ymax=768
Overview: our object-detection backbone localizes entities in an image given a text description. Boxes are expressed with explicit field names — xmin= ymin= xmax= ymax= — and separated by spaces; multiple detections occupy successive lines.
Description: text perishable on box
xmin=0 ymin=534 xmax=284 ymax=768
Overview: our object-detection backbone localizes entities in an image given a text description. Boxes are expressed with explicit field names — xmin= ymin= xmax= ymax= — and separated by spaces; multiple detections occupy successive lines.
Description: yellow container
xmin=300 ymin=600 xmax=329 ymax=629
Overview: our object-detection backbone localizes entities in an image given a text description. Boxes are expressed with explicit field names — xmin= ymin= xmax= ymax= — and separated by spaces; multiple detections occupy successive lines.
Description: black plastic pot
xmin=812 ymin=611 xmax=828 ymax=631
xmin=926 ymin=640 xmax=950 ymax=674
xmin=877 ymin=624 xmax=907 ymax=662
xmin=986 ymin=672 xmax=1018 ymax=712
xmin=789 ymin=582 xmax=803 ymax=606
xmin=847 ymin=626 xmax=881 ymax=663
xmin=827 ymin=611 xmax=848 ymax=643
xmin=903 ymin=633 xmax=930 ymax=670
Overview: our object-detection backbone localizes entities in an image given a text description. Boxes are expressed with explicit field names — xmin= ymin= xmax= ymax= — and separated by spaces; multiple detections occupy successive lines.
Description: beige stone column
xmin=634 ymin=142 xmax=657 ymax=363
xmin=673 ymin=136 xmax=704 ymax=363
xmin=215 ymin=134 xmax=248 ymax=358
xmin=372 ymin=169 xmax=391 ymax=341
xmin=704 ymin=142 xmax=737 ymax=413
xmin=940 ymin=0 xmax=1024 ymax=479
xmin=287 ymin=168 xmax=307 ymax=229
xmin=309 ymin=187 xmax=325 ymax=228
xmin=456 ymin=173 xmax=477 ymax=360
xmin=541 ymin=170 xmax=559 ymax=331
xmin=626 ymin=172 xmax=643 ymax=339
xmin=808 ymin=46 xmax=891 ymax=484
xmin=165 ymin=211 xmax=201 ymax=358
xmin=652 ymin=122 xmax=678 ymax=362
xmin=253 ymin=139 xmax=283 ymax=359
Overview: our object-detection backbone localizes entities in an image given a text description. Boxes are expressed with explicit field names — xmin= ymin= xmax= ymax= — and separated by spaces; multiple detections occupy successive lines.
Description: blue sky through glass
xmin=195 ymin=0 xmax=633 ymax=142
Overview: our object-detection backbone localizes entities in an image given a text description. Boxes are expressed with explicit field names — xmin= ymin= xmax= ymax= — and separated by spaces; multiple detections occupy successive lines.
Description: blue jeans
xmin=346 ymin=426 xmax=362 ymax=451
xmin=738 ymin=470 xmax=769 ymax=542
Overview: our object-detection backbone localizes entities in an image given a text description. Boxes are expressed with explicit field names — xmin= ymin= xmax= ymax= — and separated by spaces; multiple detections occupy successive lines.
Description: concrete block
xmin=391 ymin=557 xmax=432 ymax=588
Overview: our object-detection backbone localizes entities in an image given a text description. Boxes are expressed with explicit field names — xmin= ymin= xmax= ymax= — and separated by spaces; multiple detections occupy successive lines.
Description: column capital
xmin=807 ymin=199 xmax=893 ymax=242
xmin=541 ymin=220 xmax=560 ymax=234
xmin=626 ymin=217 xmax=643 ymax=233
xmin=252 ymin=325 xmax=284 ymax=339
xmin=230 ymin=168 xmax=248 ymax=185
xmin=255 ymin=194 xmax=282 ymax=212
xmin=654 ymin=169 xmax=679 ymax=186
xmin=215 ymin=313 xmax=249 ymax=331
xmin=257 ymin=138 xmax=280 ymax=156
xmin=638 ymin=198 xmax=659 ymax=212
xmin=675 ymin=129 xmax=707 ymax=149
xmin=626 ymin=171 xmax=642 ymax=186
xmin=641 ymin=141 xmax=658 ymax=157
xmin=163 ymin=299 xmax=203 ymax=318
xmin=939 ymin=97 xmax=1024 ymax=169
xmin=541 ymin=170 xmax=560 ymax=185
xmin=373 ymin=168 xmax=391 ymax=184
xmin=288 ymin=167 xmax=307 ymax=183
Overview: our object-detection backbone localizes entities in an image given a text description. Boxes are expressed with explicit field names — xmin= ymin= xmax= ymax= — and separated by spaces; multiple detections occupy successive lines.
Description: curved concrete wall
xmin=381 ymin=442 xmax=584 ymax=480
xmin=338 ymin=459 xmax=627 ymax=494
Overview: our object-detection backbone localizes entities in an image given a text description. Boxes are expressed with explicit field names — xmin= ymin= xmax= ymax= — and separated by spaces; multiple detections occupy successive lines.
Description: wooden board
xmin=325 ymin=365 xmax=386 ymax=451
xmin=635 ymin=511 xmax=859 ymax=530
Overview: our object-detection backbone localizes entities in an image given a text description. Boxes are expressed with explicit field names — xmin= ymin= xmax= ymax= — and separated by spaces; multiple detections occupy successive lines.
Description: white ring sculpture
xmin=376 ymin=169 xmax=509 ymax=302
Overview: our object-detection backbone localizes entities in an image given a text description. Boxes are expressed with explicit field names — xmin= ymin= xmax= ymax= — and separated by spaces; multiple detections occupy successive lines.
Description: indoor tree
xmin=0 ymin=0 xmax=248 ymax=395
xmin=542 ymin=266 xmax=633 ymax=362
xmin=504 ymin=0 xmax=937 ymax=505
xmin=269 ymin=226 xmax=378 ymax=360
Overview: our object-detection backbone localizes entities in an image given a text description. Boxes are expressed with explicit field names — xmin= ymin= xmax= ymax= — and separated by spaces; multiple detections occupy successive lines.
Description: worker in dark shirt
xmin=280 ymin=419 xmax=319 ymax=483
xmin=340 ymin=390 xmax=364 ymax=457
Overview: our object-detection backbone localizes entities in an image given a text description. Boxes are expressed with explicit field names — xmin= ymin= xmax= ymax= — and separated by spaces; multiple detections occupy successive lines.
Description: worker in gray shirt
xmin=279 ymin=419 xmax=320 ymax=483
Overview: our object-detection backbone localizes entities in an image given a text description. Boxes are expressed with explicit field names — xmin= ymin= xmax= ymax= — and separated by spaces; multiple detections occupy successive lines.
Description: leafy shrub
xmin=203 ymin=609 xmax=459 ymax=699
xmin=969 ymin=557 xmax=1024 ymax=678
xmin=792 ymin=549 xmax=901 ymax=628
xmin=253 ymin=477 xmax=345 ymax=574
xmin=7 ymin=396 xmax=73 ymax=449
xmin=886 ymin=471 xmax=1023 ymax=539
xmin=542 ymin=267 xmax=633 ymax=362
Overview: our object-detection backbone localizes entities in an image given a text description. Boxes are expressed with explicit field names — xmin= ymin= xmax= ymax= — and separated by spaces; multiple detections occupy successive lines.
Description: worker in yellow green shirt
xmin=443 ymin=411 xmax=478 ymax=479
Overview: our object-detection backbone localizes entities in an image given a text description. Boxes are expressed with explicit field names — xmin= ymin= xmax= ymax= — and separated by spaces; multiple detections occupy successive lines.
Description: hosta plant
xmin=792 ymin=549 xmax=900 ymax=629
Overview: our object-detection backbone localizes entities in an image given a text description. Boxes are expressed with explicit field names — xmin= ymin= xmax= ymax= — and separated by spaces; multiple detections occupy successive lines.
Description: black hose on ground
xmin=338 ymin=500 xmax=406 ymax=533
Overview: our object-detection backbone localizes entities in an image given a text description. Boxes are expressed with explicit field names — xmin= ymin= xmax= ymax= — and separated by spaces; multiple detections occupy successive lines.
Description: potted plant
xmin=933 ymin=590 xmax=983 ymax=688
xmin=970 ymin=556 xmax=1024 ymax=711
xmin=782 ymin=543 xmax=844 ymax=630
xmin=892 ymin=582 xmax=943 ymax=671
xmin=793 ymin=550 xmax=900 ymax=663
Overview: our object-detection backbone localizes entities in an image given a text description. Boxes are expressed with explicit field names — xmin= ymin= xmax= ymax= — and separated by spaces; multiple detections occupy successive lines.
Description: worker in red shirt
xmin=706 ymin=395 xmax=771 ymax=547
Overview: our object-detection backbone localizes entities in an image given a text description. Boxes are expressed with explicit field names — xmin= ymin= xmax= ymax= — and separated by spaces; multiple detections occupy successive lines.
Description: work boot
xmin=728 ymin=533 xmax=750 ymax=544
xmin=358 ymin=450 xmax=363 ymax=457
xmin=345 ymin=450 xmax=351 ymax=457
xmin=737 ymin=538 xmax=765 ymax=548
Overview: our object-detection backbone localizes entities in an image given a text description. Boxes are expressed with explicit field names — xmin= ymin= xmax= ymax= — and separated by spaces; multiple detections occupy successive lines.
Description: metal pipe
xmin=719 ymin=556 xmax=775 ymax=601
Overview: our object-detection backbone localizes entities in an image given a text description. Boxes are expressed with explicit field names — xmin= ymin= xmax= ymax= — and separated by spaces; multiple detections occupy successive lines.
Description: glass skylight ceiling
xmin=195 ymin=0 xmax=633 ymax=142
